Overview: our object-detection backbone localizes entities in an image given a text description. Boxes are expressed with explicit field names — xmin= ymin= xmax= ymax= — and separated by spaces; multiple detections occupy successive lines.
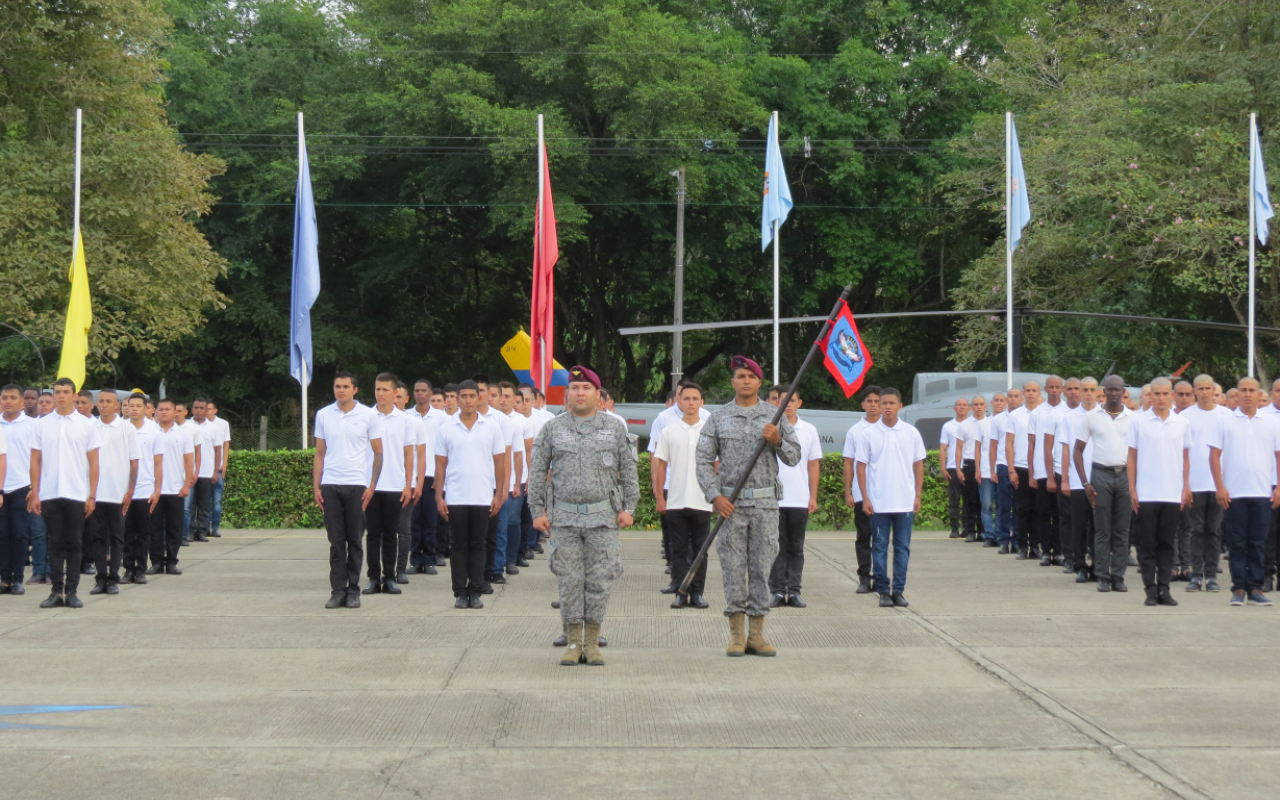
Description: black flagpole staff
xmin=679 ymin=282 xmax=855 ymax=594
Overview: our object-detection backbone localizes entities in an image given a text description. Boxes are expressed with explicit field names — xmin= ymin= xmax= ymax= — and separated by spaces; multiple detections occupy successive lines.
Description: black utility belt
xmin=1090 ymin=463 xmax=1126 ymax=473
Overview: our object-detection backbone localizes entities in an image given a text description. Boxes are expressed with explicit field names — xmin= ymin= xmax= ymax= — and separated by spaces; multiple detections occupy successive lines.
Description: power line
xmin=190 ymin=45 xmax=847 ymax=58
xmin=216 ymin=201 xmax=973 ymax=210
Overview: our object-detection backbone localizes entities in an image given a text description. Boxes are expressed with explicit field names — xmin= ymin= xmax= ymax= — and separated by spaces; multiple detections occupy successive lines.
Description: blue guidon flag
xmin=819 ymin=300 xmax=873 ymax=398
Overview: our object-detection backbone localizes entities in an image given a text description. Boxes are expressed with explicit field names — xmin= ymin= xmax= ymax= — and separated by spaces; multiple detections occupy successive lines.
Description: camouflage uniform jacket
xmin=697 ymin=401 xmax=801 ymax=509
xmin=528 ymin=411 xmax=641 ymax=529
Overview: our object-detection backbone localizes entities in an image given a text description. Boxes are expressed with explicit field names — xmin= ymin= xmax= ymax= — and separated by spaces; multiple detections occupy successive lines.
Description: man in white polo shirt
xmin=1044 ymin=377 xmax=1082 ymax=571
xmin=975 ymin=392 xmax=1005 ymax=546
xmin=1074 ymin=375 xmax=1136 ymax=593
xmin=174 ymin=401 xmax=200 ymax=546
xmin=1058 ymin=377 xmax=1098 ymax=582
xmin=124 ymin=392 xmax=162 ymax=583
xmin=516 ymin=384 xmax=547 ymax=562
xmin=653 ymin=382 xmax=713 ymax=610
xmin=28 ymin=378 xmax=102 ymax=609
xmin=1182 ymin=374 xmax=1230 ymax=592
xmin=394 ymin=383 xmax=426 ymax=583
xmin=842 ymin=385 xmax=882 ymax=593
xmin=204 ymin=399 xmax=232 ymax=538
xmin=85 ymin=389 xmax=140 ymax=595
xmin=473 ymin=375 xmax=517 ymax=590
xmin=649 ymin=383 xmax=711 ymax=591
xmin=1126 ymin=378 xmax=1190 ymax=607
xmin=313 ymin=372 xmax=385 ymax=609
xmin=856 ymin=387 xmax=926 ymax=609
xmin=361 ymin=373 xmax=414 ymax=597
xmin=498 ymin=382 xmax=535 ymax=574
xmin=1030 ymin=375 xmax=1066 ymax=566
xmin=408 ymin=378 xmax=446 ymax=575
xmin=1209 ymin=376 xmax=1280 ymax=606
xmin=990 ymin=388 xmax=1022 ymax=553
xmin=0 ymin=384 xmax=35 ymax=594
xmin=1258 ymin=378 xmax=1280 ymax=592
xmin=435 ymin=380 xmax=506 ymax=609
xmin=150 ymin=399 xmax=193 ymax=575
xmin=1007 ymin=381 xmax=1041 ymax=559
xmin=938 ymin=398 xmax=967 ymax=539
xmin=190 ymin=398 xmax=221 ymax=543
xmin=768 ymin=384 xmax=823 ymax=608
xmin=954 ymin=395 xmax=985 ymax=543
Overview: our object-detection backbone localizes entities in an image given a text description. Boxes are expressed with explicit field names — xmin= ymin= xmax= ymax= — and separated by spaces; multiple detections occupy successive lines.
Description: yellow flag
xmin=57 ymin=229 xmax=92 ymax=391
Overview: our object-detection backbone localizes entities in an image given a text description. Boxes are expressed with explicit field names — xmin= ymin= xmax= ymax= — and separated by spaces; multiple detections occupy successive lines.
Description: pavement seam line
xmin=805 ymin=541 xmax=1213 ymax=800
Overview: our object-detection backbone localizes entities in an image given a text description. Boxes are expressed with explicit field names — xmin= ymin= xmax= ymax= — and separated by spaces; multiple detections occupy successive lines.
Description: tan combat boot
xmin=560 ymin=622 xmax=585 ymax=666
xmin=726 ymin=613 xmax=746 ymax=657
xmin=582 ymin=622 xmax=606 ymax=665
xmin=745 ymin=615 xmax=776 ymax=657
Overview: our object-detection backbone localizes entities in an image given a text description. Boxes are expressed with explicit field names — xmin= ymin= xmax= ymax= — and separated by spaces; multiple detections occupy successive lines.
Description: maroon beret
xmin=730 ymin=355 xmax=763 ymax=380
xmin=567 ymin=365 xmax=601 ymax=389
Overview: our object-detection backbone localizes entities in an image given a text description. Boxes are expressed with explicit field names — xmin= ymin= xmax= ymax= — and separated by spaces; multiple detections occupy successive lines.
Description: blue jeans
xmin=28 ymin=509 xmax=49 ymax=576
xmin=409 ymin=476 xmax=439 ymax=566
xmin=996 ymin=465 xmax=1014 ymax=545
xmin=492 ymin=494 xmax=523 ymax=573
xmin=1224 ymin=496 xmax=1270 ymax=593
xmin=980 ymin=478 xmax=996 ymax=539
xmin=183 ymin=490 xmax=193 ymax=538
xmin=870 ymin=511 xmax=913 ymax=594
xmin=504 ymin=487 xmax=527 ymax=566
xmin=211 ymin=475 xmax=224 ymax=533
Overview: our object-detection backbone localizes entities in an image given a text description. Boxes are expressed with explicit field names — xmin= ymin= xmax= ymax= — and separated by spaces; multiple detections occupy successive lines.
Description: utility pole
xmin=671 ymin=167 xmax=686 ymax=387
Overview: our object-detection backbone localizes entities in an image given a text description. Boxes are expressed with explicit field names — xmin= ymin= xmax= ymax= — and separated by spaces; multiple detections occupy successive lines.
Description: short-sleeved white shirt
xmin=939 ymin=418 xmax=962 ymax=469
xmin=1181 ymin=403 xmax=1231 ymax=493
xmin=209 ymin=416 xmax=232 ymax=467
xmin=1008 ymin=406 xmax=1032 ymax=469
xmin=1032 ymin=401 xmax=1067 ymax=479
xmin=435 ymin=413 xmax=506 ymax=506
xmin=648 ymin=404 xmax=711 ymax=490
xmin=779 ymin=418 xmax=823 ymax=509
xmin=977 ymin=416 xmax=995 ymax=477
xmin=314 ymin=402 xmax=385 ymax=486
xmin=1056 ymin=406 xmax=1093 ymax=489
xmin=95 ymin=415 xmax=142 ymax=505
xmin=482 ymin=407 xmax=517 ymax=488
xmin=34 ymin=410 xmax=103 ymax=502
xmin=130 ymin=418 xmax=164 ymax=497
xmin=409 ymin=407 xmax=441 ymax=480
xmin=0 ymin=412 xmax=36 ymax=492
xmin=653 ymin=416 xmax=712 ymax=512
xmin=180 ymin=420 xmax=203 ymax=475
xmin=1077 ymin=406 xmax=1134 ymax=467
xmin=842 ymin=418 xmax=875 ymax=503
xmin=1208 ymin=408 xmax=1280 ymax=498
xmin=989 ymin=411 xmax=1010 ymax=469
xmin=369 ymin=406 xmax=415 ymax=492
xmin=1125 ymin=409 xmax=1190 ymax=504
xmin=1257 ymin=405 xmax=1280 ymax=484
xmin=405 ymin=413 xmax=429 ymax=487
xmin=957 ymin=416 xmax=981 ymax=463
xmin=508 ymin=410 xmax=536 ymax=489
xmin=156 ymin=421 xmax=195 ymax=495
xmin=855 ymin=418 xmax=926 ymax=514
xmin=195 ymin=420 xmax=219 ymax=479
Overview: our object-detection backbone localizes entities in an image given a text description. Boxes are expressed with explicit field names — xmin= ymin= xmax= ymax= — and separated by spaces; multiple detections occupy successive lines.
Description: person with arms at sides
xmin=204 ymin=400 xmax=232 ymax=538
xmin=189 ymin=398 xmax=220 ymax=544
xmin=516 ymin=385 xmax=546 ymax=561
xmin=23 ymin=387 xmax=39 ymax=418
xmin=360 ymin=374 xmax=414 ymax=597
xmin=976 ymin=392 xmax=1006 ymax=546
xmin=653 ymin=382 xmax=713 ymax=610
xmin=953 ymin=395 xmax=985 ymax=543
xmin=149 ymin=399 xmax=192 ymax=576
xmin=174 ymin=401 xmax=200 ymax=546
xmin=1043 ymin=378 xmax=1082 ymax=571
xmin=86 ymin=389 xmax=139 ymax=595
xmin=1181 ymin=375 xmax=1229 ymax=592
xmin=843 ymin=386 xmax=883 ymax=592
xmin=1209 ymin=377 xmax=1280 ymax=606
xmin=856 ymin=387 xmax=926 ymax=609
xmin=1169 ymin=380 xmax=1196 ymax=582
xmin=1029 ymin=376 xmax=1066 ymax=566
xmin=26 ymin=391 xmax=55 ymax=585
xmin=75 ymin=390 xmax=98 ymax=578
xmin=393 ymin=383 xmax=425 ymax=584
xmin=768 ymin=385 xmax=823 ymax=608
xmin=990 ymin=388 xmax=1023 ymax=554
xmin=443 ymin=383 xmax=459 ymax=417
xmin=651 ymin=381 xmax=712 ymax=591
xmin=29 ymin=378 xmax=101 ymax=608
xmin=498 ymin=382 xmax=535 ymax=575
xmin=1257 ymin=378 xmax=1280 ymax=591
xmin=0 ymin=384 xmax=35 ymax=594
xmin=408 ymin=379 xmax=446 ymax=575
xmin=124 ymin=393 xmax=161 ymax=583
xmin=1058 ymin=377 xmax=1098 ymax=582
xmin=1126 ymin=378 xmax=1190 ymax=606
xmin=473 ymin=376 xmax=516 ymax=591
xmin=938 ymin=399 xmax=968 ymax=539
xmin=1007 ymin=380 xmax=1041 ymax=560
xmin=313 ymin=372 xmax=384 ymax=609
xmin=435 ymin=381 xmax=506 ymax=610
xmin=1074 ymin=375 xmax=1136 ymax=593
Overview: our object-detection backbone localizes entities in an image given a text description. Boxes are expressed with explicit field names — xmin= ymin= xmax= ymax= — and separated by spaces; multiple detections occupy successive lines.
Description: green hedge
xmin=223 ymin=449 xmax=953 ymax=530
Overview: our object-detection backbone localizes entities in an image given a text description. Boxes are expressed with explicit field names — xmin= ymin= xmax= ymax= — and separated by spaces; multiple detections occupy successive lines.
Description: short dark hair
xmin=414 ymin=378 xmax=432 ymax=390
xmin=443 ymin=383 xmax=459 ymax=394
xmin=432 ymin=387 xmax=444 ymax=397
xmin=157 ymin=398 xmax=175 ymax=409
xmin=1 ymin=383 xmax=22 ymax=395
xmin=861 ymin=385 xmax=882 ymax=400
xmin=471 ymin=374 xmax=489 ymax=388
xmin=53 ymin=377 xmax=77 ymax=391
xmin=457 ymin=380 xmax=480 ymax=393
xmin=23 ymin=387 xmax=39 ymax=397
xmin=679 ymin=382 xmax=703 ymax=397
xmin=773 ymin=383 xmax=799 ymax=400
xmin=193 ymin=396 xmax=208 ymax=405
xmin=599 ymin=388 xmax=611 ymax=402
xmin=880 ymin=387 xmax=902 ymax=402
xmin=76 ymin=389 xmax=93 ymax=400
xmin=397 ymin=381 xmax=407 ymax=391
xmin=334 ymin=371 xmax=358 ymax=388
xmin=97 ymin=388 xmax=118 ymax=397
xmin=375 ymin=372 xmax=398 ymax=387
xmin=174 ymin=401 xmax=188 ymax=410
xmin=129 ymin=392 xmax=147 ymax=403
xmin=498 ymin=381 xmax=515 ymax=394
xmin=517 ymin=383 xmax=533 ymax=392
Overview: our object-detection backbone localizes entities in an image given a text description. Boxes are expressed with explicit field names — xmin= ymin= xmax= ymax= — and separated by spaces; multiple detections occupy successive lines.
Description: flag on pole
xmin=1008 ymin=118 xmax=1031 ymax=252
xmin=57 ymin=230 xmax=92 ymax=391
xmin=818 ymin=300 xmax=873 ymax=398
xmin=290 ymin=122 xmax=320 ymax=387
xmin=530 ymin=136 xmax=558 ymax=393
xmin=761 ymin=113 xmax=793 ymax=250
xmin=1252 ymin=117 xmax=1274 ymax=245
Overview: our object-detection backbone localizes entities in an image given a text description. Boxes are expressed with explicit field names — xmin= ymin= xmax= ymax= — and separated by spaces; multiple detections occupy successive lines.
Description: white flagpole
xmin=537 ymin=113 xmax=547 ymax=393
xmin=772 ymin=110 xmax=780 ymax=386
xmin=1249 ymin=113 xmax=1258 ymax=379
xmin=299 ymin=111 xmax=309 ymax=448
xmin=73 ymin=108 xmax=82 ymax=258
xmin=1005 ymin=111 xmax=1014 ymax=390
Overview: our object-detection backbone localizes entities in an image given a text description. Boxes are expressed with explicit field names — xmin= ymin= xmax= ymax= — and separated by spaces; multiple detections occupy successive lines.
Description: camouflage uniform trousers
xmin=548 ymin=525 xmax=624 ymax=625
xmin=716 ymin=507 xmax=780 ymax=617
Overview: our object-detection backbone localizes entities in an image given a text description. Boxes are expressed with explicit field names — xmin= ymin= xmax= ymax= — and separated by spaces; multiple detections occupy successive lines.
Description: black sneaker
xmin=345 ymin=595 xmax=361 ymax=609
xmin=998 ymin=543 xmax=1011 ymax=554
xmin=454 ymin=595 xmax=469 ymax=609
xmin=516 ymin=557 xmax=530 ymax=567
xmin=1186 ymin=577 xmax=1203 ymax=592
xmin=878 ymin=593 xmax=894 ymax=608
xmin=1016 ymin=548 xmax=1029 ymax=560
xmin=505 ymin=564 xmax=519 ymax=575
xmin=425 ymin=564 xmax=438 ymax=575
xmin=1097 ymin=579 xmax=1111 ymax=593
xmin=1248 ymin=590 xmax=1273 ymax=606
xmin=490 ymin=574 xmax=507 ymax=585
xmin=325 ymin=594 xmax=345 ymax=609
xmin=1205 ymin=578 xmax=1222 ymax=592
xmin=64 ymin=593 xmax=83 ymax=609
xmin=39 ymin=592 xmax=64 ymax=608
xmin=468 ymin=594 xmax=484 ymax=609
xmin=1039 ymin=555 xmax=1052 ymax=567
xmin=1111 ymin=580 xmax=1128 ymax=593
xmin=891 ymin=592 xmax=909 ymax=608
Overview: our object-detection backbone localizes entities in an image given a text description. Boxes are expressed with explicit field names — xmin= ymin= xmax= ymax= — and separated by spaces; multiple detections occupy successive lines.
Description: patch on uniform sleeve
xmin=602 ymin=452 xmax=613 ymax=467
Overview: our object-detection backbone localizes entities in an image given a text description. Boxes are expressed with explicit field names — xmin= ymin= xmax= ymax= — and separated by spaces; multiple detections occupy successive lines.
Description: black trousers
xmin=945 ymin=468 xmax=962 ymax=532
xmin=1035 ymin=479 xmax=1060 ymax=556
xmin=150 ymin=495 xmax=185 ymax=568
xmin=1071 ymin=489 xmax=1095 ymax=571
xmin=1014 ymin=467 xmax=1035 ymax=550
xmin=409 ymin=477 xmax=438 ymax=566
xmin=364 ymin=490 xmax=402 ymax=581
xmin=1057 ymin=481 xmax=1074 ymax=565
xmin=854 ymin=501 xmax=872 ymax=579
xmin=1138 ymin=501 xmax=1179 ymax=590
xmin=666 ymin=507 xmax=710 ymax=595
xmin=87 ymin=501 xmax=125 ymax=585
xmin=396 ymin=502 xmax=413 ymax=575
xmin=961 ymin=460 xmax=980 ymax=536
xmin=484 ymin=505 xmax=500 ymax=580
xmin=660 ymin=489 xmax=673 ymax=563
xmin=448 ymin=505 xmax=491 ymax=596
xmin=0 ymin=486 xmax=30 ymax=584
xmin=322 ymin=484 xmax=365 ymax=597
xmin=45 ymin=498 xmax=86 ymax=595
xmin=191 ymin=477 xmax=213 ymax=537
xmin=123 ymin=498 xmax=152 ymax=574
xmin=771 ymin=507 xmax=809 ymax=594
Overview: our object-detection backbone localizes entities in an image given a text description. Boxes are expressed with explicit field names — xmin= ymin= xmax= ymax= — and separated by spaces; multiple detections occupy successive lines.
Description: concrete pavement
xmin=0 ymin=529 xmax=1274 ymax=799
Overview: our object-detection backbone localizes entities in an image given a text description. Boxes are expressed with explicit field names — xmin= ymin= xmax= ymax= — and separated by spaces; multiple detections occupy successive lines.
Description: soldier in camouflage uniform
xmin=529 ymin=366 xmax=640 ymax=666
xmin=697 ymin=355 xmax=801 ymax=657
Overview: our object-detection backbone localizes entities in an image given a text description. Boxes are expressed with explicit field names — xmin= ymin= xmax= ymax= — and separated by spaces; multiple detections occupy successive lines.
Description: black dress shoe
xmin=165 ymin=566 xmax=182 ymax=575
xmin=1016 ymin=548 xmax=1029 ymax=560
xmin=0 ymin=584 xmax=10 ymax=594
xmin=532 ymin=544 xmax=544 ymax=554
xmin=1076 ymin=570 xmax=1089 ymax=584
xmin=1039 ymin=555 xmax=1052 ymax=567
xmin=1097 ymin=579 xmax=1111 ymax=592
xmin=855 ymin=577 xmax=873 ymax=594
xmin=490 ymin=574 xmax=507 ymax=585
xmin=1062 ymin=562 xmax=1075 ymax=573
xmin=516 ymin=557 xmax=530 ymax=567
xmin=553 ymin=633 xmax=568 ymax=647
xmin=480 ymin=585 xmax=494 ymax=595
xmin=361 ymin=580 xmax=382 ymax=595
xmin=879 ymin=593 xmax=894 ymax=608
xmin=383 ymin=579 xmax=402 ymax=595
xmin=405 ymin=565 xmax=420 ymax=575
xmin=180 ymin=538 xmax=190 ymax=547
xmin=998 ymin=543 xmax=1011 ymax=554
xmin=325 ymin=594 xmax=345 ymax=609
xmin=659 ymin=581 xmax=679 ymax=594
xmin=345 ymin=595 xmax=361 ymax=608
xmin=1028 ymin=547 xmax=1042 ymax=559
xmin=468 ymin=594 xmax=484 ymax=609
xmin=90 ymin=582 xmax=106 ymax=595
xmin=505 ymin=564 xmax=519 ymax=575
xmin=454 ymin=595 xmax=469 ymax=609
xmin=208 ymin=531 xmax=221 ymax=537
xmin=435 ymin=556 xmax=447 ymax=566
xmin=1157 ymin=588 xmax=1179 ymax=606
xmin=891 ymin=592 xmax=909 ymax=608
xmin=1111 ymin=580 xmax=1128 ymax=593
xmin=983 ymin=539 xmax=999 ymax=547
xmin=65 ymin=593 xmax=83 ymax=609
xmin=551 ymin=600 xmax=561 ymax=609
xmin=965 ymin=533 xmax=977 ymax=543
xmin=194 ymin=533 xmax=209 ymax=542
xmin=671 ymin=593 xmax=688 ymax=609
xmin=691 ymin=594 xmax=709 ymax=609
xmin=9 ymin=583 xmax=24 ymax=596
xmin=39 ymin=592 xmax=64 ymax=608
xmin=1053 ymin=556 xmax=1065 ymax=566
xmin=788 ymin=593 xmax=807 ymax=608
xmin=1145 ymin=588 xmax=1158 ymax=606
xmin=768 ymin=593 xmax=786 ymax=608
xmin=145 ymin=564 xmax=162 ymax=575
xmin=425 ymin=564 xmax=438 ymax=575
xmin=83 ymin=563 xmax=97 ymax=575
xmin=949 ymin=530 xmax=962 ymax=539
xmin=133 ymin=571 xmax=147 ymax=585
xmin=396 ymin=571 xmax=409 ymax=584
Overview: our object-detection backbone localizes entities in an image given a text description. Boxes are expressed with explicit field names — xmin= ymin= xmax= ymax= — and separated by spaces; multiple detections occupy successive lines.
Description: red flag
xmin=530 ymin=139 xmax=558 ymax=392
xmin=818 ymin=300 xmax=873 ymax=398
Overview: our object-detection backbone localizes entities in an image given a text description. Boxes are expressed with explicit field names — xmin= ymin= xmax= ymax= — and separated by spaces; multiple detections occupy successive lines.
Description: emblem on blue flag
xmin=819 ymin=300 xmax=873 ymax=398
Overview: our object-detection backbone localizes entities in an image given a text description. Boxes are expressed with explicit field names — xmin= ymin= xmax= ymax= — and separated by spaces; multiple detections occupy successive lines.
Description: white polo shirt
xmin=1032 ymin=400 xmax=1067 ymax=479
xmin=33 ymin=410 xmax=103 ymax=502
xmin=1056 ymin=406 xmax=1093 ymax=490
xmin=95 ymin=415 xmax=142 ymax=505
xmin=939 ymin=418 xmax=962 ymax=470
xmin=1077 ymin=405 xmax=1134 ymax=468
xmin=435 ymin=413 xmax=506 ymax=506
xmin=1125 ymin=408 xmax=1190 ymax=504
xmin=482 ymin=407 xmax=517 ymax=490
xmin=855 ymin=417 xmax=926 ymax=514
xmin=208 ymin=415 xmax=232 ymax=468
xmin=1181 ymin=403 xmax=1231 ymax=493
xmin=0 ymin=412 xmax=35 ymax=492
xmin=977 ymin=416 xmax=995 ymax=477
xmin=406 ymin=412 xmax=429 ymax=487
xmin=653 ymin=416 xmax=712 ymax=512
xmin=779 ymin=417 xmax=823 ymax=509
xmin=314 ymin=401 xmax=385 ymax=486
xmin=131 ymin=418 xmax=164 ymax=497
xmin=522 ymin=409 xmax=549 ymax=470
xmin=649 ymin=404 xmax=711 ymax=489
xmin=1257 ymin=404 xmax=1280 ymax=484
xmin=1208 ymin=408 xmax=1280 ymax=498
xmin=156 ymin=421 xmax=195 ymax=495
xmin=508 ymin=410 xmax=536 ymax=489
xmin=369 ymin=406 xmax=415 ymax=493
xmin=1008 ymin=406 xmax=1032 ymax=469
xmin=409 ymin=407 xmax=441 ymax=480
xmin=957 ymin=416 xmax=981 ymax=463
xmin=195 ymin=420 xmax=218 ymax=479
xmin=842 ymin=418 xmax=875 ymax=503
xmin=180 ymin=419 xmax=203 ymax=476
xmin=989 ymin=410 xmax=1011 ymax=469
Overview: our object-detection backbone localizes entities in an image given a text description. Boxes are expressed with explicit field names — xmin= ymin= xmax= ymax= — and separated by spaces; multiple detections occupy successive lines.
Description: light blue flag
xmin=1008 ymin=117 xmax=1031 ymax=252
xmin=761 ymin=113 xmax=793 ymax=250
xmin=290 ymin=129 xmax=321 ymax=386
xmin=1252 ymin=117 xmax=1274 ymax=245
